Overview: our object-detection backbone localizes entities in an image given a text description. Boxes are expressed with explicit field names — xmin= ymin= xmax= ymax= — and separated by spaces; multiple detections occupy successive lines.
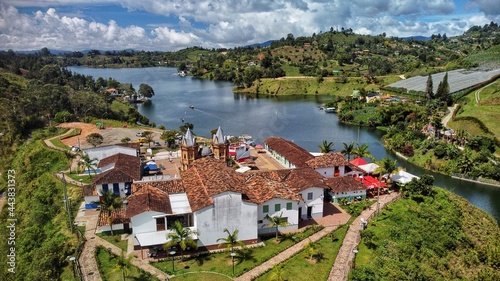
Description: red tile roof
xmin=93 ymin=153 xmax=141 ymax=185
xmin=284 ymin=168 xmax=329 ymax=192
xmin=264 ymin=137 xmax=314 ymax=168
xmin=98 ymin=207 xmax=129 ymax=227
xmin=181 ymin=158 xmax=248 ymax=211
xmin=244 ymin=171 xmax=301 ymax=204
xmin=324 ymin=176 xmax=367 ymax=192
xmin=306 ymin=152 xmax=349 ymax=168
xmin=131 ymin=179 xmax=185 ymax=194
xmin=124 ymin=185 xmax=172 ymax=218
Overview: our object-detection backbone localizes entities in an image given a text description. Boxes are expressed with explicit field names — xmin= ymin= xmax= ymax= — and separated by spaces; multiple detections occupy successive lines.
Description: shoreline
xmin=392 ymin=149 xmax=500 ymax=188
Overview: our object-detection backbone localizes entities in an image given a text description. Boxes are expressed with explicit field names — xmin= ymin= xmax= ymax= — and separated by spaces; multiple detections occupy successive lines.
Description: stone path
xmin=327 ymin=192 xmax=401 ymax=281
xmin=75 ymin=206 xmax=102 ymax=281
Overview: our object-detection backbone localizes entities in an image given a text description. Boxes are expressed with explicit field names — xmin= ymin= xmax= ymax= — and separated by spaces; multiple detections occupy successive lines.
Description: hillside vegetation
xmin=351 ymin=186 xmax=499 ymax=281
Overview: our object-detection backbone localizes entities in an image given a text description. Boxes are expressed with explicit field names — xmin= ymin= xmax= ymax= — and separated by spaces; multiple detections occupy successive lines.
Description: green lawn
xmin=152 ymin=227 xmax=320 ymax=276
xmin=97 ymin=234 xmax=129 ymax=252
xmin=96 ymin=246 xmax=159 ymax=281
xmin=171 ymin=272 xmax=233 ymax=281
xmin=451 ymin=80 xmax=500 ymax=138
xmin=255 ymin=220 xmax=352 ymax=281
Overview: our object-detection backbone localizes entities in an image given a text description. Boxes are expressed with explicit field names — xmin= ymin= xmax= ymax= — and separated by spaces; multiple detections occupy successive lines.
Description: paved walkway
xmin=328 ymin=192 xmax=401 ymax=281
xmin=75 ymin=205 xmax=102 ymax=281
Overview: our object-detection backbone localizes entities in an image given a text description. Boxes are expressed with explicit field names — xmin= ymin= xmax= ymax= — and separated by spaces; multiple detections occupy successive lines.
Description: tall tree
xmin=263 ymin=212 xmax=291 ymax=241
xmin=353 ymin=143 xmax=374 ymax=161
xmin=78 ymin=153 xmax=98 ymax=178
xmin=217 ymin=228 xmax=244 ymax=253
xmin=142 ymin=131 xmax=154 ymax=148
xmin=138 ymin=83 xmax=155 ymax=98
xmin=164 ymin=220 xmax=199 ymax=260
xmin=318 ymin=140 xmax=334 ymax=154
xmin=375 ymin=157 xmax=399 ymax=180
xmin=341 ymin=141 xmax=355 ymax=160
xmin=86 ymin=132 xmax=104 ymax=147
xmin=425 ymin=74 xmax=433 ymax=101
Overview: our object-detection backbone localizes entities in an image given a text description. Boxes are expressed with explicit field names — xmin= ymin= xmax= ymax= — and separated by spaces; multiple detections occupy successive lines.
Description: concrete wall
xmin=315 ymin=166 xmax=346 ymax=178
xmin=96 ymin=182 xmax=131 ymax=198
xmin=194 ymin=191 xmax=258 ymax=248
xmin=297 ymin=187 xmax=324 ymax=219
xmin=258 ymin=198 xmax=299 ymax=235
xmin=131 ymin=210 xmax=166 ymax=234
xmin=329 ymin=189 xmax=367 ymax=203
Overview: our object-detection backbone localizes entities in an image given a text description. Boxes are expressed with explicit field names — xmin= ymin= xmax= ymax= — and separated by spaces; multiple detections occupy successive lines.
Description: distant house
xmin=82 ymin=143 xmax=140 ymax=164
xmin=306 ymin=152 xmax=363 ymax=178
xmin=106 ymin=88 xmax=119 ymax=96
xmin=94 ymin=153 xmax=142 ymax=198
xmin=264 ymin=137 xmax=314 ymax=168
xmin=325 ymin=176 xmax=367 ymax=203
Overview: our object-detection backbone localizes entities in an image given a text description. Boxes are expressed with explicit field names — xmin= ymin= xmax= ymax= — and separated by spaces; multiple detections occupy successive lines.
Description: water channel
xmin=68 ymin=66 xmax=500 ymax=222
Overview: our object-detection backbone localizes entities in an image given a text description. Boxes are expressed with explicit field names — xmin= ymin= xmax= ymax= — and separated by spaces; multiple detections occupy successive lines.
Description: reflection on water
xmin=68 ymin=66 xmax=500 ymax=222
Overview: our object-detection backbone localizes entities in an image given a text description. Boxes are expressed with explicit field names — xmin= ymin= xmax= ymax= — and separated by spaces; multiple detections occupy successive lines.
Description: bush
xmin=402 ymin=145 xmax=414 ymax=157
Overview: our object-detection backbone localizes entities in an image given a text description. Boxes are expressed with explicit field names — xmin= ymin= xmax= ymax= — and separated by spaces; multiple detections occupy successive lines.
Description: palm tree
xmin=217 ymin=228 xmax=244 ymax=253
xmin=318 ymin=140 xmax=334 ymax=154
xmin=269 ymin=265 xmax=285 ymax=281
xmin=303 ymin=238 xmax=317 ymax=260
xmin=142 ymin=131 xmax=154 ymax=148
xmin=352 ymin=143 xmax=375 ymax=161
xmin=164 ymin=220 xmax=199 ymax=260
xmin=263 ymin=212 xmax=291 ymax=241
xmin=375 ymin=157 xmax=399 ymax=180
xmin=79 ymin=153 xmax=98 ymax=178
xmin=114 ymin=250 xmax=132 ymax=281
xmin=100 ymin=190 xmax=123 ymax=236
xmin=341 ymin=141 xmax=355 ymax=160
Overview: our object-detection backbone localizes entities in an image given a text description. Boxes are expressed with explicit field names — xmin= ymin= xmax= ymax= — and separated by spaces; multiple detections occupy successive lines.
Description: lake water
xmin=68 ymin=66 xmax=500 ymax=222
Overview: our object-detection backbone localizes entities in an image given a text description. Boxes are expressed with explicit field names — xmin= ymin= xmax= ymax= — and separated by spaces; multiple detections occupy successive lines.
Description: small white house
xmin=325 ymin=176 xmax=367 ymax=203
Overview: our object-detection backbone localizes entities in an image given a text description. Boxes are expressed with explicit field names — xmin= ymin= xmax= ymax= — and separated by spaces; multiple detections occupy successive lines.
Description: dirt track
xmin=58 ymin=122 xmax=162 ymax=149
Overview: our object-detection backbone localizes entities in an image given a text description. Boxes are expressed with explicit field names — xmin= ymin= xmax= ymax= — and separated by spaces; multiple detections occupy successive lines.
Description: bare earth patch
xmin=58 ymin=122 xmax=162 ymax=149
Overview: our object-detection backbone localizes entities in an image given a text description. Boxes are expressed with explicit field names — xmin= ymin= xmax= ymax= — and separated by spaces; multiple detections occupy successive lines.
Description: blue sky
xmin=0 ymin=0 xmax=499 ymax=51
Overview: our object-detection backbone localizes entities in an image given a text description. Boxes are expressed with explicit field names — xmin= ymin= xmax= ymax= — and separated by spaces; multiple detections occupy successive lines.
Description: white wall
xmin=297 ymin=187 xmax=324 ymax=219
xmin=131 ymin=211 xmax=166 ymax=234
xmin=329 ymin=189 xmax=367 ymax=203
xmin=314 ymin=166 xmax=346 ymax=178
xmin=96 ymin=182 xmax=132 ymax=198
xmin=194 ymin=191 xmax=258 ymax=248
xmin=258 ymin=198 xmax=299 ymax=235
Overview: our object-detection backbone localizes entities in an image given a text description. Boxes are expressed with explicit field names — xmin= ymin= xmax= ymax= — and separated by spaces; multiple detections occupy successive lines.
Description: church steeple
xmin=180 ymin=128 xmax=199 ymax=171
xmin=212 ymin=126 xmax=230 ymax=165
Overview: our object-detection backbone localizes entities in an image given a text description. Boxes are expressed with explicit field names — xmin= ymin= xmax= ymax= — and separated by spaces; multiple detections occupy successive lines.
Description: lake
xmin=68 ymin=66 xmax=500 ymax=222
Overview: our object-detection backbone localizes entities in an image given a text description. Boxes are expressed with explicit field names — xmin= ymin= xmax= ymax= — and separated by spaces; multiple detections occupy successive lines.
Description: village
xmin=71 ymin=125 xmax=418 ymax=264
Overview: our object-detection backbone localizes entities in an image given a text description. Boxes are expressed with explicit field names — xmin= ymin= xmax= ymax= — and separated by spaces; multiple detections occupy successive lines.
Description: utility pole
xmin=62 ymin=172 xmax=73 ymax=232
xmin=376 ymin=186 xmax=380 ymax=217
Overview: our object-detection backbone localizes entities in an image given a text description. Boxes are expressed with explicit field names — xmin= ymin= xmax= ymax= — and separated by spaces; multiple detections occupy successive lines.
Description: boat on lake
xmin=324 ymin=107 xmax=336 ymax=113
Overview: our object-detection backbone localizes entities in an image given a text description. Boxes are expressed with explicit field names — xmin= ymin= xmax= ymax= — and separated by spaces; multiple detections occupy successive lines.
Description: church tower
xmin=212 ymin=126 xmax=230 ymax=166
xmin=180 ymin=128 xmax=199 ymax=171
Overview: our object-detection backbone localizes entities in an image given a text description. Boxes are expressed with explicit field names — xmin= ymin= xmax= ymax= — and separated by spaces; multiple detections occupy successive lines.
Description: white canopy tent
xmin=390 ymin=170 xmax=420 ymax=184
xmin=358 ymin=163 xmax=379 ymax=174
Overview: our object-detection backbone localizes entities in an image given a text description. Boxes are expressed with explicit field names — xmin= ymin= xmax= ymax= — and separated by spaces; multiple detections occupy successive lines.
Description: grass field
xmin=450 ymin=80 xmax=500 ymax=139
xmin=96 ymin=246 xmax=160 ymax=281
xmin=254 ymin=220 xmax=351 ymax=281
xmin=152 ymin=227 xmax=319 ymax=276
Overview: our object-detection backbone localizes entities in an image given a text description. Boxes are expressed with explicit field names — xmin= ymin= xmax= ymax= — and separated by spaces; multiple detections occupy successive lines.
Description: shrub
xmin=402 ymin=145 xmax=414 ymax=157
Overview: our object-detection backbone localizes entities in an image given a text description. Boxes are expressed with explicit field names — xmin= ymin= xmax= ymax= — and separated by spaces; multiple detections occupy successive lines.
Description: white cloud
xmin=0 ymin=1 xmax=498 ymax=51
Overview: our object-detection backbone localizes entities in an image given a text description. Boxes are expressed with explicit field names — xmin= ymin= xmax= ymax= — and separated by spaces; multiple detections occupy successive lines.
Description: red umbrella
xmin=255 ymin=144 xmax=264 ymax=149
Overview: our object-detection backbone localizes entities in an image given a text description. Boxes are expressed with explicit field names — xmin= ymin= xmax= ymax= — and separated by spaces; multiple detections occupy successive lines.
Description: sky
xmin=0 ymin=0 xmax=499 ymax=52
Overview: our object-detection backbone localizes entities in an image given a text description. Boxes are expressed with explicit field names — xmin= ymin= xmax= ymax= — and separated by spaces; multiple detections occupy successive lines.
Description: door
xmin=307 ymin=206 xmax=312 ymax=218
xmin=123 ymin=223 xmax=130 ymax=234
xmin=298 ymin=207 xmax=302 ymax=221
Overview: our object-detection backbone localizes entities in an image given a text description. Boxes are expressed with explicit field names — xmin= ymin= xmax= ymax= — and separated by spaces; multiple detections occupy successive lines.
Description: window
xmin=275 ymin=204 xmax=281 ymax=212
xmin=102 ymin=184 xmax=109 ymax=193
xmin=307 ymin=192 xmax=313 ymax=200
xmin=258 ymin=220 xmax=263 ymax=224
xmin=263 ymin=205 xmax=269 ymax=213
xmin=286 ymin=202 xmax=293 ymax=210
xmin=156 ymin=217 xmax=165 ymax=231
